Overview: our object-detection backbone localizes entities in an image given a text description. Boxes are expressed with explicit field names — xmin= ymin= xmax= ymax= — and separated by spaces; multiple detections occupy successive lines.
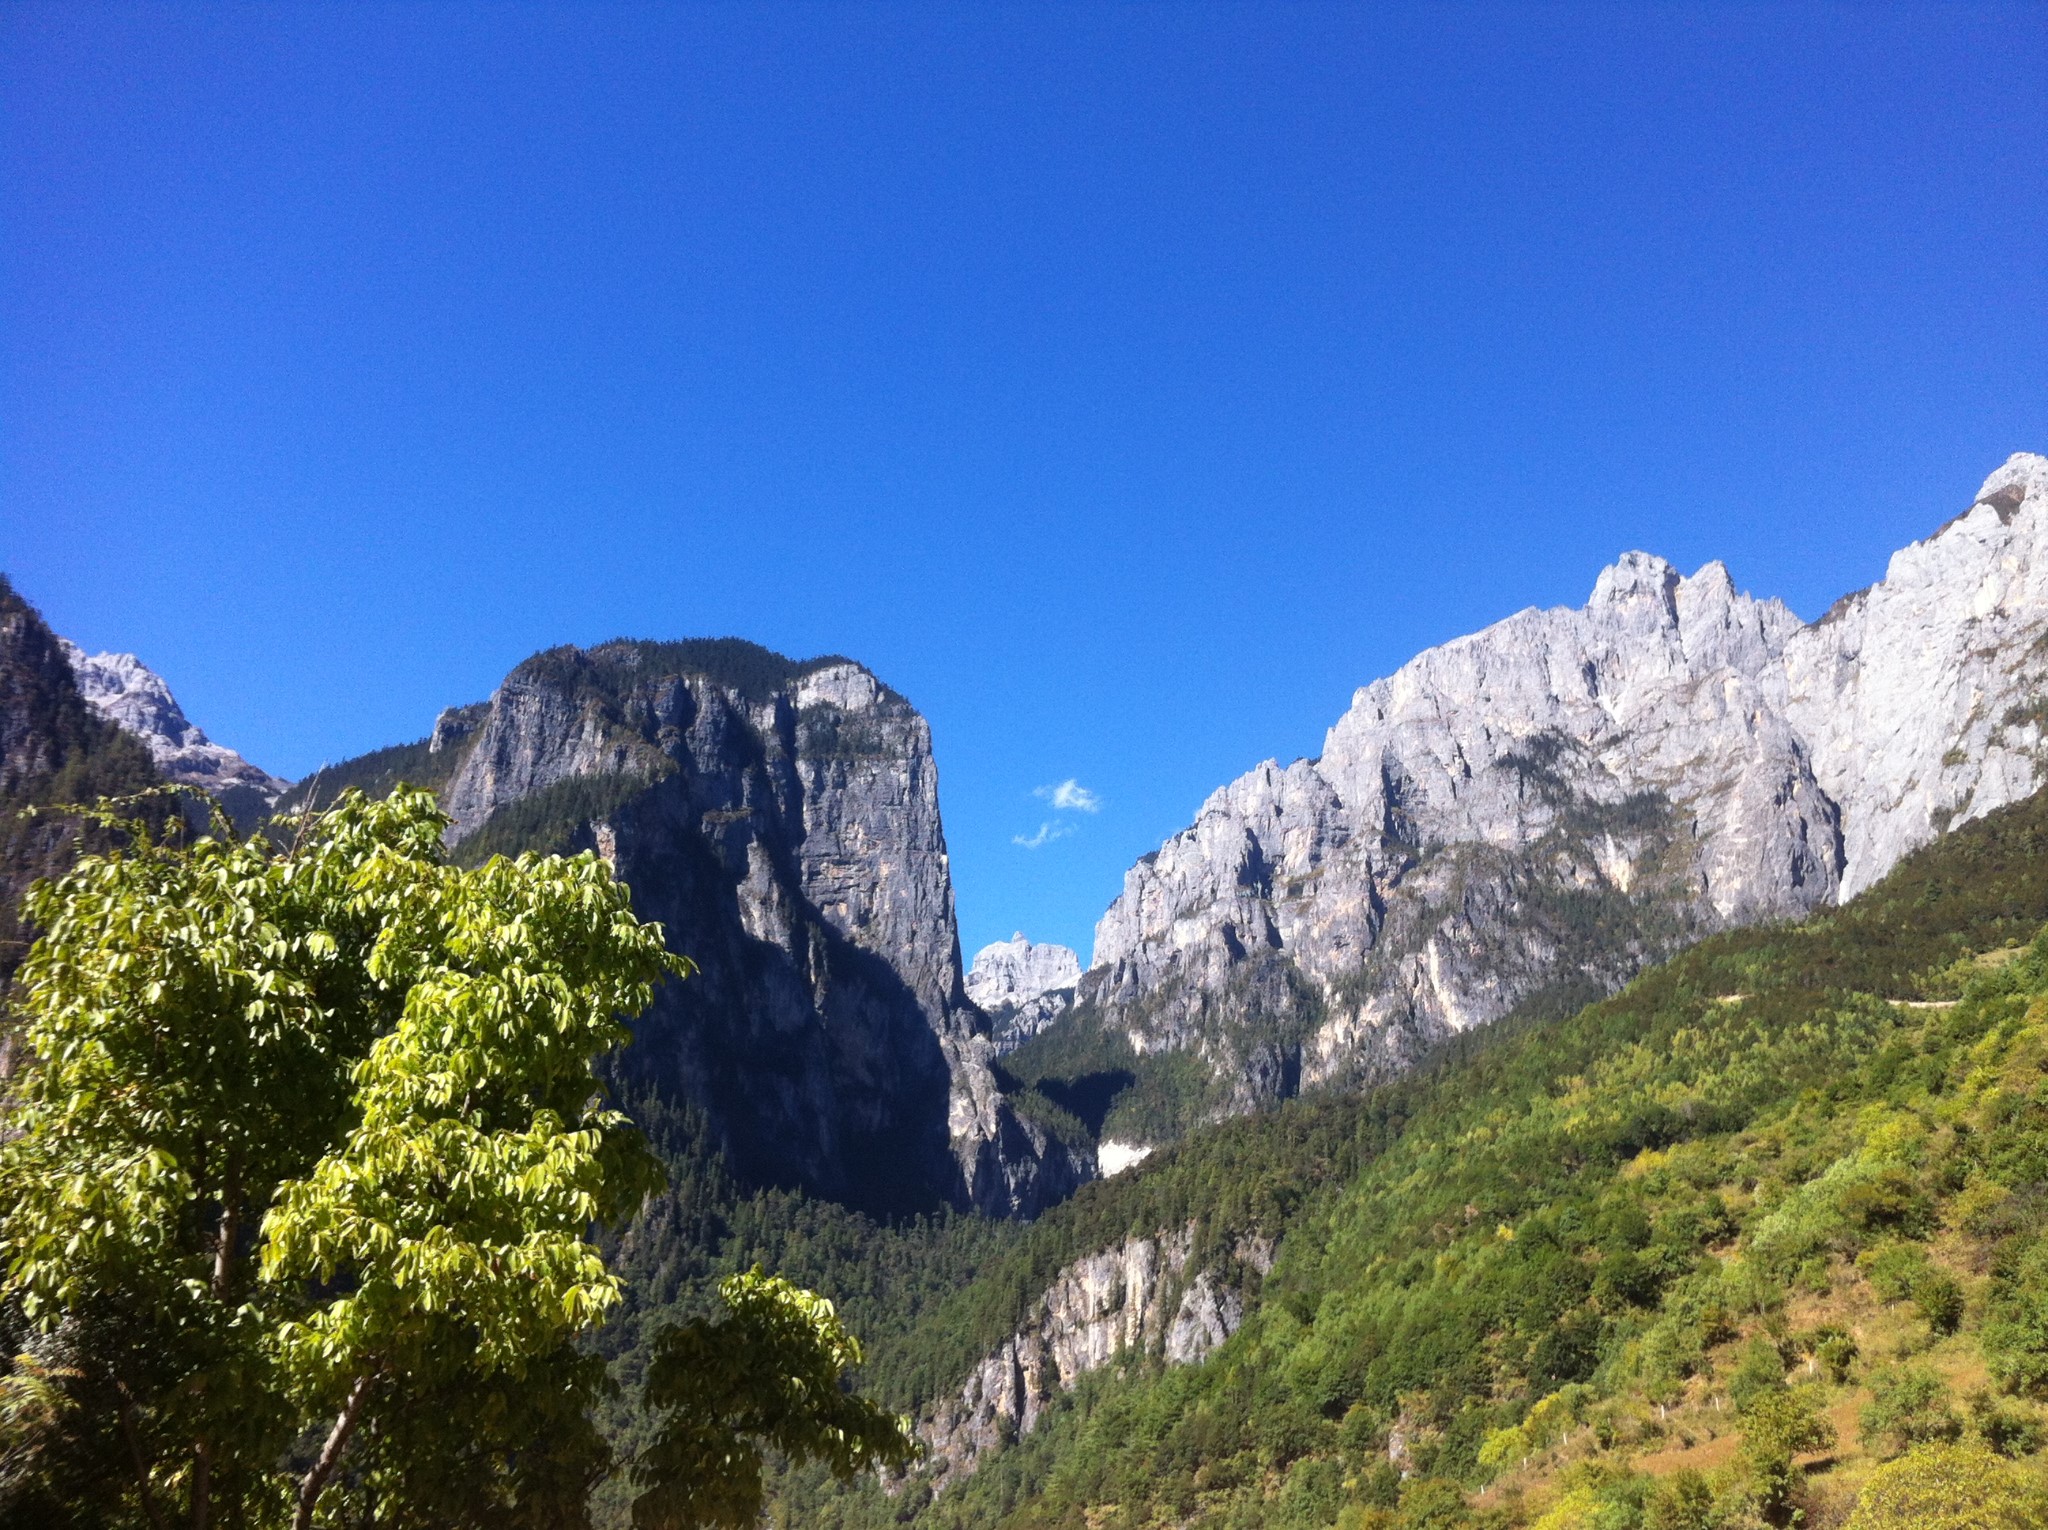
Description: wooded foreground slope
xmin=776 ymin=779 xmax=2048 ymax=1528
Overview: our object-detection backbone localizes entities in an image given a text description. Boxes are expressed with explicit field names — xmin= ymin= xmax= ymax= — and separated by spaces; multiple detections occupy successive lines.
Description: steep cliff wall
xmin=919 ymin=1224 xmax=1273 ymax=1485
xmin=1077 ymin=453 xmax=2048 ymax=1125
xmin=430 ymin=638 xmax=1086 ymax=1217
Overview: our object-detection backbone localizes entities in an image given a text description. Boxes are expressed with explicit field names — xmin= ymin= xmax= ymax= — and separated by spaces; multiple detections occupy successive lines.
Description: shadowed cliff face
xmin=434 ymin=639 xmax=1088 ymax=1218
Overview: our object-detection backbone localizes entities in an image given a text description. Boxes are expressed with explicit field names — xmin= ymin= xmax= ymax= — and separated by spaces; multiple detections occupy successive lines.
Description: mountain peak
xmin=58 ymin=641 xmax=286 ymax=822
xmin=1970 ymin=450 xmax=2048 ymax=522
xmin=1588 ymin=550 xmax=1680 ymax=617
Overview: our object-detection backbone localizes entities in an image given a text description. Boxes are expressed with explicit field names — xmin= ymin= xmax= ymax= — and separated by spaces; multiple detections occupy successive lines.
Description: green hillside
xmin=759 ymin=784 xmax=2048 ymax=1529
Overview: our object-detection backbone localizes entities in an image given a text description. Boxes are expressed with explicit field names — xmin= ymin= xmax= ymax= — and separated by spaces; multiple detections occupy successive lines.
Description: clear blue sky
xmin=4 ymin=4 xmax=2045 ymax=961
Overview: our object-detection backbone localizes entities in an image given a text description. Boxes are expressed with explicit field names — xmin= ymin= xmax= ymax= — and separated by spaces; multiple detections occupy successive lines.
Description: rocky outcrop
xmin=431 ymin=638 xmax=1086 ymax=1217
xmin=59 ymin=642 xmax=287 ymax=828
xmin=1081 ymin=453 xmax=2048 ymax=1122
xmin=920 ymin=1224 xmax=1273 ymax=1484
xmin=966 ymin=934 xmax=1081 ymax=1053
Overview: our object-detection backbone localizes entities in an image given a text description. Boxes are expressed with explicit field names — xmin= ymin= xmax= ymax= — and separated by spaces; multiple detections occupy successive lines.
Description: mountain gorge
xmin=10 ymin=453 xmax=2048 ymax=1528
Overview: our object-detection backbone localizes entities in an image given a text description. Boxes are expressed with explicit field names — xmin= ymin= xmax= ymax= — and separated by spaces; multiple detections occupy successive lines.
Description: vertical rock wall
xmin=437 ymin=639 xmax=1087 ymax=1216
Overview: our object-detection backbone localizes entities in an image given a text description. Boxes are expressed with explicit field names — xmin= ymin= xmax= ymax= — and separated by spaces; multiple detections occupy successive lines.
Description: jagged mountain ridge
xmin=1074 ymin=451 xmax=2048 ymax=1128
xmin=314 ymin=637 xmax=1087 ymax=1218
xmin=842 ymin=754 xmax=2048 ymax=1528
xmin=58 ymin=642 xmax=287 ymax=829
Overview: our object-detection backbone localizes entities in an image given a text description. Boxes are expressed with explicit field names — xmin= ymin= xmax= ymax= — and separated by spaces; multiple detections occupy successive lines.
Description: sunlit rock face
xmin=966 ymin=933 xmax=1081 ymax=1053
xmin=919 ymin=1224 xmax=1273 ymax=1485
xmin=1780 ymin=452 xmax=2048 ymax=899
xmin=59 ymin=642 xmax=287 ymax=827
xmin=434 ymin=639 xmax=1088 ymax=1217
xmin=1083 ymin=453 xmax=2048 ymax=1120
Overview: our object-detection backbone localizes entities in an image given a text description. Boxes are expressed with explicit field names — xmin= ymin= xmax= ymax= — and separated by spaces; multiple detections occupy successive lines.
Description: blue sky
xmin=4 ymin=3 xmax=2045 ymax=961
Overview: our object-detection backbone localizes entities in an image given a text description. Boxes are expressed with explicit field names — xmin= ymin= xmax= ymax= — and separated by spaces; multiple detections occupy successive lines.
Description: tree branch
xmin=114 ymin=1387 xmax=169 ymax=1530
xmin=293 ymin=1371 xmax=376 ymax=1530
xmin=211 ymin=1154 xmax=240 ymax=1300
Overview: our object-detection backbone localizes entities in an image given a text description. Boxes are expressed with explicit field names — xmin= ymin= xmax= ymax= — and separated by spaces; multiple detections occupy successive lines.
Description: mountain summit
xmin=59 ymin=642 xmax=286 ymax=828
xmin=1068 ymin=453 xmax=2048 ymax=1126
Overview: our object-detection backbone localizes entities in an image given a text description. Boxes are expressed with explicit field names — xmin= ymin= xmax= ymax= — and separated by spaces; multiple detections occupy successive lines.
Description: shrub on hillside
xmin=1844 ymin=1442 xmax=2048 ymax=1530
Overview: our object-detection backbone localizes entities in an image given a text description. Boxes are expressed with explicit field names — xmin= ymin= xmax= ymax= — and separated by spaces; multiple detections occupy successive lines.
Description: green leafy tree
xmin=0 ymin=787 xmax=910 ymax=1529
xmin=1844 ymin=1442 xmax=2048 ymax=1530
xmin=1643 ymin=1468 xmax=1717 ymax=1530
xmin=0 ymin=788 xmax=681 ymax=1526
xmin=1860 ymin=1365 xmax=1963 ymax=1460
xmin=1914 ymin=1270 xmax=1965 ymax=1336
xmin=1983 ymin=1241 xmax=2048 ymax=1398
xmin=1738 ymin=1383 xmax=1835 ymax=1523
xmin=631 ymin=1268 xmax=918 ymax=1528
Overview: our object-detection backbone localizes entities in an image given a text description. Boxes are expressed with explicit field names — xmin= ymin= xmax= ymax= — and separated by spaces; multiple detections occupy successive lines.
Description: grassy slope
xmin=768 ymin=784 xmax=2048 ymax=1529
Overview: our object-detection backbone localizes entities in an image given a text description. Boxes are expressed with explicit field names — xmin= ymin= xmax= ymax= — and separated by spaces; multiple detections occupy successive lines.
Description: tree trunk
xmin=293 ymin=1372 xmax=376 ymax=1530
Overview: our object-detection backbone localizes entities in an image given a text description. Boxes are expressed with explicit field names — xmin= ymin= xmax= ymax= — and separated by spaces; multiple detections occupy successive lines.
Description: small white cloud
xmin=1035 ymin=778 xmax=1102 ymax=814
xmin=1012 ymin=820 xmax=1074 ymax=850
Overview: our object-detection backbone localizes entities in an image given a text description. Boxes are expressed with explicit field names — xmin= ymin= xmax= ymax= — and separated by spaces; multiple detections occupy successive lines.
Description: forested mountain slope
xmin=768 ymin=775 xmax=2048 ymax=1529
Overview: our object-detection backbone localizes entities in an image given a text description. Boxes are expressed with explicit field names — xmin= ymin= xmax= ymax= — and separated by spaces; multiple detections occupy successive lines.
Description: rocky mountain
xmin=321 ymin=637 xmax=1087 ymax=1218
xmin=919 ymin=1223 xmax=1272 ymax=1484
xmin=1067 ymin=452 xmax=2048 ymax=1128
xmin=0 ymin=579 xmax=161 ymax=1064
xmin=59 ymin=642 xmax=287 ymax=829
xmin=965 ymin=934 xmax=1080 ymax=1053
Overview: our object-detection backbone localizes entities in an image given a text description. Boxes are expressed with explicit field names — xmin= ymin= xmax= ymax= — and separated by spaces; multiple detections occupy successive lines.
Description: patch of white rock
xmin=60 ymin=642 xmax=287 ymax=809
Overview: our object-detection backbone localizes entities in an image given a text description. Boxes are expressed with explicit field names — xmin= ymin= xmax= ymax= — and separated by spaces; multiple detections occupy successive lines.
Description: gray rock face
xmin=1780 ymin=451 xmax=2048 ymax=899
xmin=965 ymin=934 xmax=1081 ymax=1053
xmin=59 ymin=643 xmax=287 ymax=824
xmin=919 ymin=1224 xmax=1272 ymax=1485
xmin=435 ymin=639 xmax=1085 ymax=1217
xmin=1084 ymin=453 xmax=2048 ymax=1119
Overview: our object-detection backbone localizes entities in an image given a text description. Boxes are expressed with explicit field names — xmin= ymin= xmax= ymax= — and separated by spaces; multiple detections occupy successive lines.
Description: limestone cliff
xmin=428 ymin=638 xmax=1086 ymax=1217
xmin=966 ymin=934 xmax=1080 ymax=1053
xmin=919 ymin=1224 xmax=1273 ymax=1485
xmin=1079 ymin=453 xmax=2048 ymax=1123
